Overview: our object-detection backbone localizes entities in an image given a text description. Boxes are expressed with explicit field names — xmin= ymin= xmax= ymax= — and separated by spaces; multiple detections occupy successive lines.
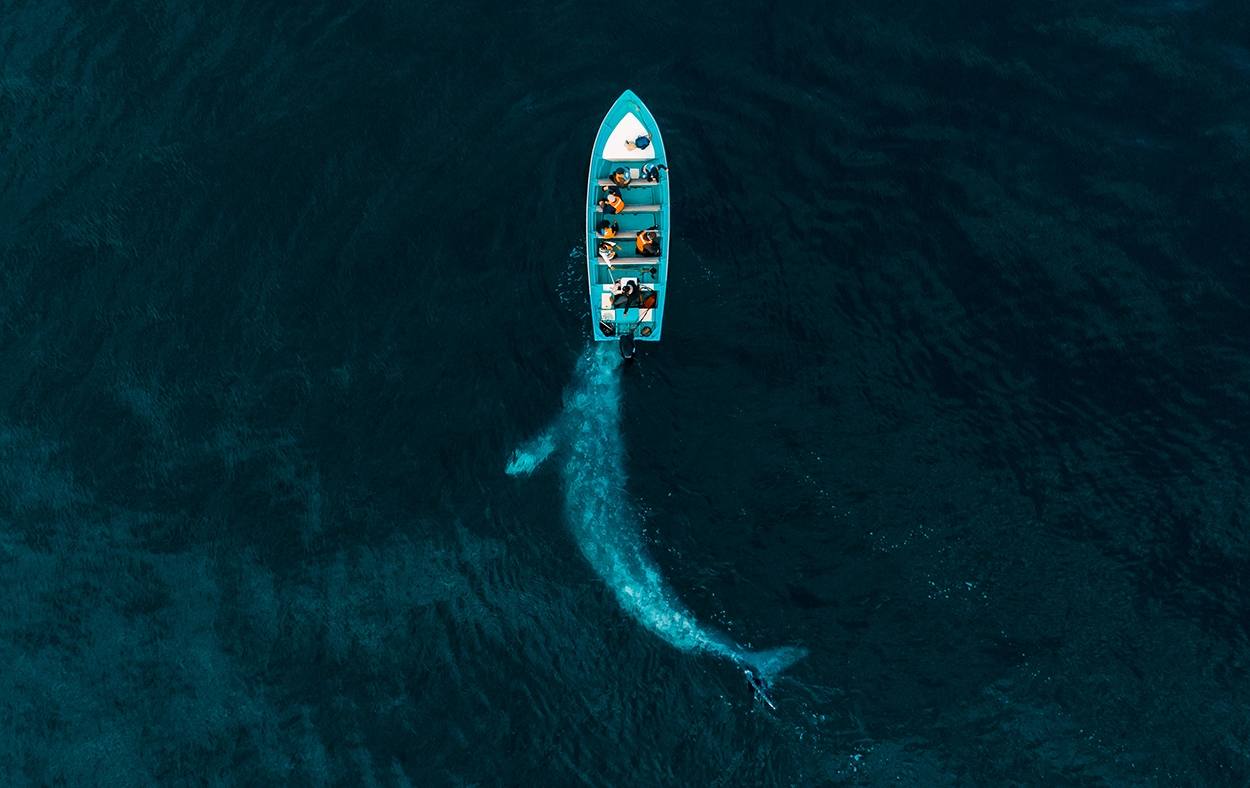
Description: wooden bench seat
xmin=596 ymin=203 xmax=661 ymax=213
xmin=596 ymin=231 xmax=664 ymax=241
xmin=596 ymin=178 xmax=660 ymax=188
xmin=601 ymin=283 xmax=659 ymax=293
xmin=596 ymin=257 xmax=660 ymax=266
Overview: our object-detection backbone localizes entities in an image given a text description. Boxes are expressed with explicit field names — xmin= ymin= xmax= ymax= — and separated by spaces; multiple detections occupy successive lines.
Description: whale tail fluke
xmin=742 ymin=645 xmax=808 ymax=681
xmin=506 ymin=427 xmax=559 ymax=476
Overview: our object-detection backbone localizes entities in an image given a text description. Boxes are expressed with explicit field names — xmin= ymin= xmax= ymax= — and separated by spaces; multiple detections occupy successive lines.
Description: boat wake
xmin=507 ymin=343 xmax=806 ymax=682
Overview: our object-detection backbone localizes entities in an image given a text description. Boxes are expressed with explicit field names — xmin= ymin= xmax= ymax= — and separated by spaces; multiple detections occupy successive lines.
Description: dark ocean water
xmin=3 ymin=0 xmax=1250 ymax=784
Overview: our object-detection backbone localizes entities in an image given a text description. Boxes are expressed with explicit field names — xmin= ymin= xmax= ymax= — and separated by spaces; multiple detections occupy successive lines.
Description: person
xmin=596 ymin=219 xmax=619 ymax=238
xmin=610 ymin=167 xmax=631 ymax=187
xmin=612 ymin=279 xmax=638 ymax=312
xmin=642 ymin=163 xmax=668 ymax=182
xmin=598 ymin=188 xmax=625 ymax=214
xmin=598 ymin=240 xmax=619 ymax=262
xmin=624 ymin=134 xmax=651 ymax=151
xmin=636 ymin=228 xmax=660 ymax=256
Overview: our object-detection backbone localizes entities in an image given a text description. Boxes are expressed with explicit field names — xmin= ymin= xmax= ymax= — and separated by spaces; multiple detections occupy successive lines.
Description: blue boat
xmin=586 ymin=90 xmax=669 ymax=356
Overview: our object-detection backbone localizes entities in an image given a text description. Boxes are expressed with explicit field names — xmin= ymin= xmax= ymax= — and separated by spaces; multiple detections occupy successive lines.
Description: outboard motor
xmin=619 ymin=332 xmax=636 ymax=360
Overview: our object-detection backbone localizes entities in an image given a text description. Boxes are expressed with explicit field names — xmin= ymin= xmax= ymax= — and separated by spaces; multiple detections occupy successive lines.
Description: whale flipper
xmin=506 ymin=425 xmax=560 ymax=476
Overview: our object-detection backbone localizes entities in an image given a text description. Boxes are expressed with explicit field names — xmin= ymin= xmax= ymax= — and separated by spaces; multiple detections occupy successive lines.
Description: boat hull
xmin=586 ymin=90 xmax=669 ymax=343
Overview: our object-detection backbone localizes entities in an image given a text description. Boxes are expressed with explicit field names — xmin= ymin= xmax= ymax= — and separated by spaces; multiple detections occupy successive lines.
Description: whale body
xmin=507 ymin=344 xmax=805 ymax=680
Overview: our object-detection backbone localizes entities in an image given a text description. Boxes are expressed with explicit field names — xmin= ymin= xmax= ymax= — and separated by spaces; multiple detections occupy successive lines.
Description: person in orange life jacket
xmin=596 ymin=219 xmax=619 ymax=238
xmin=624 ymin=134 xmax=651 ymax=151
xmin=611 ymin=167 xmax=631 ymax=187
xmin=597 ymin=193 xmax=625 ymax=214
xmin=598 ymin=184 xmax=625 ymax=214
xmin=636 ymin=228 xmax=660 ymax=256
xmin=642 ymin=163 xmax=667 ymax=182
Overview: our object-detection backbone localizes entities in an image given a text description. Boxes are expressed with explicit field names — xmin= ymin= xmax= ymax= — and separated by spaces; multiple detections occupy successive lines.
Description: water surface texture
xmin=3 ymin=0 xmax=1250 ymax=784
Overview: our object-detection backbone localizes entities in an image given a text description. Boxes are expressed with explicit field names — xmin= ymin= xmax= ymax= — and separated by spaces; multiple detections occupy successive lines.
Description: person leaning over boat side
xmin=611 ymin=279 xmax=638 ymax=312
xmin=611 ymin=167 xmax=631 ymax=187
xmin=642 ymin=163 xmax=667 ymax=182
xmin=636 ymin=228 xmax=660 ymax=256
xmin=596 ymin=219 xmax=619 ymax=238
xmin=598 ymin=240 xmax=619 ymax=262
xmin=624 ymin=134 xmax=651 ymax=151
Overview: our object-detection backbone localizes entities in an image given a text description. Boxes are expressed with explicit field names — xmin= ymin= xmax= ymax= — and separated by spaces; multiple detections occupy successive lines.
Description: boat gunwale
xmin=586 ymin=90 xmax=669 ymax=343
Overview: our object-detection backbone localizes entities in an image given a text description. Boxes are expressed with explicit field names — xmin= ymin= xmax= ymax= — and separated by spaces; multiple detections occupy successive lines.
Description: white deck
xmin=602 ymin=113 xmax=656 ymax=161
xmin=600 ymin=308 xmax=655 ymax=322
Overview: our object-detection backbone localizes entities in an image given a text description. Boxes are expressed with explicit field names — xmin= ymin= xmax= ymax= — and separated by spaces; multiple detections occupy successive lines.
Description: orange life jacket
xmin=612 ymin=170 xmax=630 ymax=186
xmin=636 ymin=230 xmax=657 ymax=255
xmin=602 ymin=224 xmax=617 ymax=238
xmin=606 ymin=194 xmax=625 ymax=213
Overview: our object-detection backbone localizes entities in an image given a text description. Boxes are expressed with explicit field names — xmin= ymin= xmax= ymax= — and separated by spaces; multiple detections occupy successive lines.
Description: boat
xmin=586 ymin=90 xmax=669 ymax=356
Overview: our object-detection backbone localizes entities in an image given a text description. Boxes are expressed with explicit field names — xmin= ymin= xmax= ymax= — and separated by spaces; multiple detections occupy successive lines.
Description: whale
xmin=507 ymin=344 xmax=806 ymax=682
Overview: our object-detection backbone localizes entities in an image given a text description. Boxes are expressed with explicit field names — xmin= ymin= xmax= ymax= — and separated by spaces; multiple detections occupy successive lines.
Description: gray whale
xmin=507 ymin=344 xmax=805 ymax=680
